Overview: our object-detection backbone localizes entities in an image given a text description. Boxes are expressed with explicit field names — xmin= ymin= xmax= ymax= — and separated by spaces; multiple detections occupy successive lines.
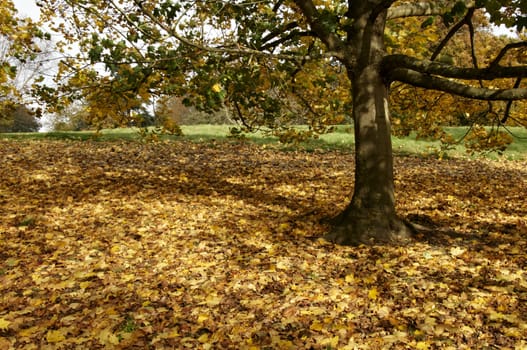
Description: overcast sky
xmin=13 ymin=0 xmax=40 ymax=20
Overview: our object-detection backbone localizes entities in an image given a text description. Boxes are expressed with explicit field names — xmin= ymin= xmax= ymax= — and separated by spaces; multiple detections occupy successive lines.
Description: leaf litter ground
xmin=0 ymin=140 xmax=526 ymax=349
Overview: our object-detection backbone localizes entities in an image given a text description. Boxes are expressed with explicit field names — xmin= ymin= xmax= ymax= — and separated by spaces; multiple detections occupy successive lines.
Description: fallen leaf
xmin=0 ymin=318 xmax=11 ymax=331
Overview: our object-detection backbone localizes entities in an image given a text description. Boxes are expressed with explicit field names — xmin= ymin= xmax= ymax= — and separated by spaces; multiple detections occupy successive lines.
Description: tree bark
xmin=325 ymin=7 xmax=414 ymax=245
xmin=326 ymin=67 xmax=414 ymax=245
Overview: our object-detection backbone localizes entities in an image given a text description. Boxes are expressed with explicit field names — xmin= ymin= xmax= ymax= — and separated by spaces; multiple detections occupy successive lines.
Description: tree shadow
xmin=2 ymin=140 xmax=525 ymax=249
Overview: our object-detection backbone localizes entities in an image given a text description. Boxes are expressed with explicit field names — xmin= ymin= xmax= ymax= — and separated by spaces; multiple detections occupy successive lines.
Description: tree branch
xmin=126 ymin=0 xmax=303 ymax=61
xmin=260 ymin=30 xmax=315 ymax=51
xmin=490 ymin=41 xmax=527 ymax=67
xmin=389 ymin=68 xmax=527 ymax=100
xmin=293 ymin=0 xmax=346 ymax=60
xmin=383 ymin=54 xmax=527 ymax=80
xmin=430 ymin=7 xmax=475 ymax=61
xmin=260 ymin=22 xmax=300 ymax=46
xmin=387 ymin=1 xmax=475 ymax=19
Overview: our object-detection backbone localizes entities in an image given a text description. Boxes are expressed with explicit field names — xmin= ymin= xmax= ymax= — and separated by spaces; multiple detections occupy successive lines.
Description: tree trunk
xmin=326 ymin=67 xmax=414 ymax=245
xmin=325 ymin=9 xmax=414 ymax=245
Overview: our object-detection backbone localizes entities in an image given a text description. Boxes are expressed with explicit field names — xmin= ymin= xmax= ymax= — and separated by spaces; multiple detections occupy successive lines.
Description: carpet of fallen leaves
xmin=0 ymin=139 xmax=526 ymax=349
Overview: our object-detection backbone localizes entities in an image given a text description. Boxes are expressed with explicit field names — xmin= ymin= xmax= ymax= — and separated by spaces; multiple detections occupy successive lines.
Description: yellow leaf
xmin=415 ymin=341 xmax=429 ymax=349
xmin=205 ymin=293 xmax=222 ymax=306
xmin=46 ymin=329 xmax=66 ymax=343
xmin=197 ymin=333 xmax=209 ymax=342
xmin=121 ymin=274 xmax=136 ymax=282
xmin=277 ymin=222 xmax=291 ymax=233
xmin=310 ymin=321 xmax=325 ymax=332
xmin=197 ymin=314 xmax=209 ymax=323
xmin=368 ymin=287 xmax=378 ymax=300
xmin=19 ymin=325 xmax=41 ymax=337
xmin=211 ymin=83 xmax=222 ymax=93
xmin=413 ymin=329 xmax=426 ymax=340
xmin=505 ymin=327 xmax=522 ymax=338
xmin=319 ymin=335 xmax=339 ymax=347
xmin=98 ymin=328 xmax=120 ymax=346
xmin=79 ymin=281 xmax=92 ymax=289
xmin=0 ymin=318 xmax=11 ymax=331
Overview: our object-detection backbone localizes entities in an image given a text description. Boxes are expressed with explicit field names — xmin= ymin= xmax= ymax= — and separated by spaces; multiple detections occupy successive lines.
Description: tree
xmin=1 ymin=0 xmax=50 ymax=128
xmin=37 ymin=0 xmax=527 ymax=245
xmin=0 ymin=104 xmax=40 ymax=132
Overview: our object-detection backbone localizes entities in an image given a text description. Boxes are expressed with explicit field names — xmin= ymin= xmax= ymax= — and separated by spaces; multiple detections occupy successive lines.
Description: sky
xmin=12 ymin=0 xmax=40 ymax=20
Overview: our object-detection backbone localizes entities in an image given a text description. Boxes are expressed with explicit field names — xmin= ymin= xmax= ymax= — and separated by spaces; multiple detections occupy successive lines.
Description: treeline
xmin=49 ymin=96 xmax=233 ymax=132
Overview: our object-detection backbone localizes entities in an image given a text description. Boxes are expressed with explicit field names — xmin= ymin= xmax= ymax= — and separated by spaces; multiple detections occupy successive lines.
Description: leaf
xmin=368 ymin=287 xmax=378 ymax=300
xmin=19 ymin=325 xmax=41 ymax=337
xmin=197 ymin=314 xmax=209 ymax=323
xmin=310 ymin=321 xmax=325 ymax=332
xmin=98 ymin=328 xmax=120 ymax=346
xmin=415 ymin=341 xmax=429 ymax=350
xmin=211 ymin=83 xmax=222 ymax=93
xmin=0 ymin=318 xmax=11 ymax=331
xmin=319 ymin=335 xmax=339 ymax=347
xmin=449 ymin=247 xmax=466 ymax=257
xmin=46 ymin=329 xmax=66 ymax=343
xmin=421 ymin=17 xmax=435 ymax=29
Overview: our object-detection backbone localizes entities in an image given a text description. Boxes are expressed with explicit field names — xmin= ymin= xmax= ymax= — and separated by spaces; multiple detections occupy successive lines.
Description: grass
xmin=2 ymin=124 xmax=526 ymax=159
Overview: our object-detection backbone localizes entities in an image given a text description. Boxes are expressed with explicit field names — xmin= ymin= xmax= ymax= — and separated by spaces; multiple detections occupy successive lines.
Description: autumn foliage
xmin=1 ymin=140 xmax=526 ymax=348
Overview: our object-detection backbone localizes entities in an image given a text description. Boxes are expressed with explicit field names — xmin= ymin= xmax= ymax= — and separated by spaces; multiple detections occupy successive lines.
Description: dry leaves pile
xmin=0 ymin=140 xmax=526 ymax=349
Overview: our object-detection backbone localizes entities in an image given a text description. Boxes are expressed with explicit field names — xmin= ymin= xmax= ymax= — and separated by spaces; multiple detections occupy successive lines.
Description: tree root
xmin=325 ymin=211 xmax=415 ymax=246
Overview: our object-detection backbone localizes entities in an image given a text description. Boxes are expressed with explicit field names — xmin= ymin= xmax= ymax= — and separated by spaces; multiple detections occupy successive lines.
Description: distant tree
xmin=155 ymin=96 xmax=232 ymax=126
xmin=1 ymin=0 xmax=51 ymax=134
xmin=0 ymin=104 xmax=40 ymax=132
xmin=49 ymin=101 xmax=90 ymax=131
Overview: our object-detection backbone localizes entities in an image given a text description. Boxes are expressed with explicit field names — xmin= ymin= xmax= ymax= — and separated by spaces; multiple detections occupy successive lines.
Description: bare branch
xmin=430 ymin=7 xmax=475 ymax=61
xmin=490 ymin=41 xmax=527 ymax=67
xmin=389 ymin=68 xmax=527 ymax=100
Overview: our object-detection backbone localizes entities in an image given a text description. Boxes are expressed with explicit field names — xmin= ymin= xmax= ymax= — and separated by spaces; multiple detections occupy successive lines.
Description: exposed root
xmin=325 ymin=211 xmax=415 ymax=246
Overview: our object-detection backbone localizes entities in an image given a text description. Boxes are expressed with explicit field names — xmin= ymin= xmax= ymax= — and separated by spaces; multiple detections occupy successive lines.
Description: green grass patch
xmin=2 ymin=125 xmax=526 ymax=159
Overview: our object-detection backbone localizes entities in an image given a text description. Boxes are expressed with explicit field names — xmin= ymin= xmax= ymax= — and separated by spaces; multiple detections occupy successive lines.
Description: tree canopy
xmin=35 ymin=0 xmax=527 ymax=126
xmin=33 ymin=0 xmax=527 ymax=244
xmin=0 ymin=0 xmax=50 ymax=127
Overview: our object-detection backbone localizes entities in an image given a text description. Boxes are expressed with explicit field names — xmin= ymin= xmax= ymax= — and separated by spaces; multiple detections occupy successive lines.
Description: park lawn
xmin=0 ymin=138 xmax=526 ymax=348
xmin=2 ymin=124 xmax=527 ymax=159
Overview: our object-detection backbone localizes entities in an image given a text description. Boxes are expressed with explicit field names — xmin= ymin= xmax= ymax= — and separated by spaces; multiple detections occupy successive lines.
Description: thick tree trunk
xmin=325 ymin=8 xmax=414 ymax=245
xmin=326 ymin=67 xmax=414 ymax=245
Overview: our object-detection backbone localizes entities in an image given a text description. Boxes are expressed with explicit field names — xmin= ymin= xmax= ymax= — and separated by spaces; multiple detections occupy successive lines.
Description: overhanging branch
xmin=383 ymin=54 xmax=527 ymax=80
xmin=387 ymin=1 xmax=475 ymax=19
xmin=389 ymin=68 xmax=527 ymax=100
